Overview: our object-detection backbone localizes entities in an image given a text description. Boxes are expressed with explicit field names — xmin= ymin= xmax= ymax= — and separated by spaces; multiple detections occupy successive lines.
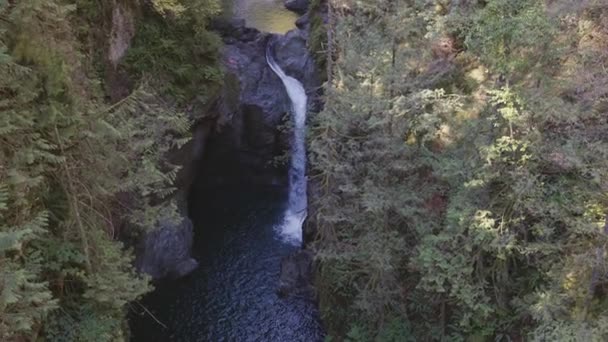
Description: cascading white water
xmin=266 ymin=43 xmax=308 ymax=244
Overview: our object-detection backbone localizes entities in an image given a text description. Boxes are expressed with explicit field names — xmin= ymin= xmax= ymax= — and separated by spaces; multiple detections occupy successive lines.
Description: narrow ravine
xmin=129 ymin=3 xmax=322 ymax=340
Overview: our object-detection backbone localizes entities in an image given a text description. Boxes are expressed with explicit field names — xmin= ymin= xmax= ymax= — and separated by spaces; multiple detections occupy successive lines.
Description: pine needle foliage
xmin=311 ymin=0 xmax=608 ymax=340
xmin=1 ymin=0 xmax=219 ymax=339
xmin=125 ymin=0 xmax=223 ymax=104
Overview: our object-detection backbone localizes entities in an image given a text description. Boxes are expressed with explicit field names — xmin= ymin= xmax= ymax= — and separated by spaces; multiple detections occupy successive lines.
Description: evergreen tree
xmin=311 ymin=0 xmax=608 ymax=340
xmin=1 ymin=0 xmax=221 ymax=339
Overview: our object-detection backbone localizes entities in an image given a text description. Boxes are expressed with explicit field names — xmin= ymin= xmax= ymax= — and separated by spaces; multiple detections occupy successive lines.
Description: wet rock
xmin=277 ymin=249 xmax=314 ymax=297
xmin=197 ymin=32 xmax=290 ymax=187
xmin=295 ymin=13 xmax=310 ymax=30
xmin=211 ymin=17 xmax=260 ymax=43
xmin=285 ymin=0 xmax=309 ymax=14
xmin=272 ymin=29 xmax=318 ymax=92
xmin=135 ymin=217 xmax=198 ymax=280
xmin=199 ymin=21 xmax=319 ymax=188
xmin=224 ymin=36 xmax=290 ymax=121
xmin=210 ymin=17 xmax=246 ymax=34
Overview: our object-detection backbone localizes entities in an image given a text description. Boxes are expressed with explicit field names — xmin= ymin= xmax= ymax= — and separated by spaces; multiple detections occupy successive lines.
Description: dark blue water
xmin=130 ymin=187 xmax=324 ymax=341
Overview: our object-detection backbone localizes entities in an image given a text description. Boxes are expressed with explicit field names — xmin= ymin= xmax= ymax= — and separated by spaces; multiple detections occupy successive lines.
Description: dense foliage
xmin=125 ymin=0 xmax=223 ymax=103
xmin=6 ymin=0 xmax=608 ymax=339
xmin=310 ymin=0 xmax=608 ymax=340
xmin=0 ymin=0 xmax=220 ymax=339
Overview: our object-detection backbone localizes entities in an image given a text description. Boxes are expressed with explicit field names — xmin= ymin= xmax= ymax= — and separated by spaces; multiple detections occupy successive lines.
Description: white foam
xmin=267 ymin=43 xmax=308 ymax=245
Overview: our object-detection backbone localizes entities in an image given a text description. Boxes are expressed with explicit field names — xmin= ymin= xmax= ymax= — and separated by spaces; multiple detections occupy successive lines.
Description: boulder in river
xmin=135 ymin=217 xmax=198 ymax=280
xmin=284 ymin=0 xmax=310 ymax=14
xmin=295 ymin=12 xmax=310 ymax=30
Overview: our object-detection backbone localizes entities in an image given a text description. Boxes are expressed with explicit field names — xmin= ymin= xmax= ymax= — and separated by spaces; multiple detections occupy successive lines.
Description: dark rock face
xmin=284 ymin=0 xmax=310 ymax=14
xmin=135 ymin=218 xmax=198 ymax=280
xmin=197 ymin=19 xmax=319 ymax=188
xmin=277 ymin=249 xmax=314 ymax=297
xmin=197 ymin=31 xmax=290 ymax=187
xmin=295 ymin=12 xmax=310 ymax=30
xmin=273 ymin=29 xmax=318 ymax=92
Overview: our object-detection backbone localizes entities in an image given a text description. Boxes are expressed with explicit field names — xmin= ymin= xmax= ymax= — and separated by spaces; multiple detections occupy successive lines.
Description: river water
xmin=130 ymin=188 xmax=323 ymax=341
xmin=228 ymin=0 xmax=298 ymax=33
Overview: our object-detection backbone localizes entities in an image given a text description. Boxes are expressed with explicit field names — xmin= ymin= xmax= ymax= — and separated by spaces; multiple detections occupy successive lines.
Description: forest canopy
xmin=310 ymin=0 xmax=608 ymax=340
xmin=3 ymin=0 xmax=608 ymax=340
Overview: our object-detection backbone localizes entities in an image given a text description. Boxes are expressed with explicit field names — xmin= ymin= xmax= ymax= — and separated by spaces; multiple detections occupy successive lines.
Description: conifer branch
xmin=133 ymin=301 xmax=168 ymax=329
xmin=54 ymin=126 xmax=92 ymax=274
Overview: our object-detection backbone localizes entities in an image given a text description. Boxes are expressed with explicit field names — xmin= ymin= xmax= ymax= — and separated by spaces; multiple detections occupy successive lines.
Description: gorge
xmin=129 ymin=0 xmax=322 ymax=340
xmin=5 ymin=0 xmax=608 ymax=340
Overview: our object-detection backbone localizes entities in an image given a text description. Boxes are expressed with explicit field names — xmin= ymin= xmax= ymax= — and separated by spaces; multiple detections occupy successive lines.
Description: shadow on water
xmin=129 ymin=186 xmax=324 ymax=341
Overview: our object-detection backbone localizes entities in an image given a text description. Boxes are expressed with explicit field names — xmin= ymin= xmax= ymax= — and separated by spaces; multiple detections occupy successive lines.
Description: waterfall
xmin=266 ymin=42 xmax=308 ymax=244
